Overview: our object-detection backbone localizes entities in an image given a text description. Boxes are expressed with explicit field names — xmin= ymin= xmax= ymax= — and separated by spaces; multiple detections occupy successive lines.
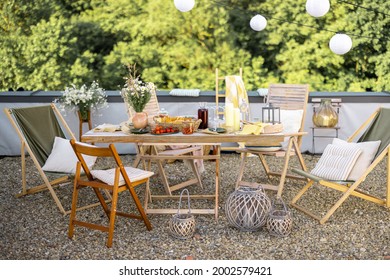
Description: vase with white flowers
xmin=121 ymin=64 xmax=156 ymax=128
xmin=57 ymin=81 xmax=108 ymax=121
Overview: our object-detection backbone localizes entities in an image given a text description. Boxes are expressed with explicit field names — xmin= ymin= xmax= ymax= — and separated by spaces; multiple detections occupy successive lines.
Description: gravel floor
xmin=0 ymin=153 xmax=389 ymax=260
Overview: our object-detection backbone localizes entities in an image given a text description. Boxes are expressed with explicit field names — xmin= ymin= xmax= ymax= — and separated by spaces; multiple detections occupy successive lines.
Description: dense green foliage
xmin=1 ymin=0 xmax=389 ymax=91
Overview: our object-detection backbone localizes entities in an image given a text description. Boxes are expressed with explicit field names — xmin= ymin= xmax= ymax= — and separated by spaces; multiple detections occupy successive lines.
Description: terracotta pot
xmin=132 ymin=112 xmax=148 ymax=129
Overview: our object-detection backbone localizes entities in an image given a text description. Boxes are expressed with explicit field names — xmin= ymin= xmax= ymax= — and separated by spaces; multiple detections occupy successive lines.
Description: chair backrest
xmin=125 ymin=90 xmax=160 ymax=124
xmin=267 ymin=84 xmax=310 ymax=147
xmin=70 ymin=139 xmax=125 ymax=181
xmin=9 ymin=105 xmax=67 ymax=166
xmin=358 ymin=107 xmax=390 ymax=157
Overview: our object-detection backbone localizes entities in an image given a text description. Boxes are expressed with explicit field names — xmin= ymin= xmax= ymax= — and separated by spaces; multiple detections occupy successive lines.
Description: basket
xmin=168 ymin=189 xmax=196 ymax=240
xmin=266 ymin=198 xmax=293 ymax=237
xmin=153 ymin=116 xmax=202 ymax=131
xmin=225 ymin=185 xmax=271 ymax=231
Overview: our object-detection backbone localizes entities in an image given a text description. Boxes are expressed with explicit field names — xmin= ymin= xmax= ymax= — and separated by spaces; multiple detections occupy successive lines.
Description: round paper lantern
xmin=250 ymin=14 xmax=267 ymax=31
xmin=306 ymin=0 xmax=330 ymax=17
xmin=174 ymin=0 xmax=195 ymax=12
xmin=329 ymin=33 xmax=353 ymax=55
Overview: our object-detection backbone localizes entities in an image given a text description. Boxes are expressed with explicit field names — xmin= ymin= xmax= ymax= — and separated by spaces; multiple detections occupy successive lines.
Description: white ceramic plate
xmin=245 ymin=146 xmax=282 ymax=152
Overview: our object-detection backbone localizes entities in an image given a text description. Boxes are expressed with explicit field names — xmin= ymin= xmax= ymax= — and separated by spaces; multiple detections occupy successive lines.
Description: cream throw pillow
xmin=280 ymin=109 xmax=304 ymax=149
xmin=311 ymin=144 xmax=362 ymax=181
xmin=332 ymin=138 xmax=381 ymax=181
xmin=42 ymin=137 xmax=97 ymax=174
xmin=91 ymin=167 xmax=154 ymax=186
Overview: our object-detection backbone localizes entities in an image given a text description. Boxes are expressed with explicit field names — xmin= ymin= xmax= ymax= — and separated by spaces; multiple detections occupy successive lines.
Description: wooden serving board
xmin=263 ymin=123 xmax=283 ymax=134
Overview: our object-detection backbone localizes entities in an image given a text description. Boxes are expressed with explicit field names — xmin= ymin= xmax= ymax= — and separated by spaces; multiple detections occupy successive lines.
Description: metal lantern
xmin=262 ymin=103 xmax=280 ymax=124
xmin=225 ymin=185 xmax=271 ymax=232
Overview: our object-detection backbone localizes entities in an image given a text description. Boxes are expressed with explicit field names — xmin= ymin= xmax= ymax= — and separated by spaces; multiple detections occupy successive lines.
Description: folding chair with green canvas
xmin=291 ymin=107 xmax=390 ymax=224
xmin=4 ymin=103 xmax=105 ymax=215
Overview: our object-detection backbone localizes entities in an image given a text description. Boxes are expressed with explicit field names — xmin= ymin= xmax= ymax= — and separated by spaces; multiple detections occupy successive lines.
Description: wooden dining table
xmin=81 ymin=129 xmax=308 ymax=220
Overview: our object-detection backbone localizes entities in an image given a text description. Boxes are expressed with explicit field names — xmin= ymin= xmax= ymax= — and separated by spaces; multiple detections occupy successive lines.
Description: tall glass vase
xmin=312 ymin=99 xmax=338 ymax=127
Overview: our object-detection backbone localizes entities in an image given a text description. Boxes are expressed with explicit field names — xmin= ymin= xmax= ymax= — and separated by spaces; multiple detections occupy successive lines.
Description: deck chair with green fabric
xmin=291 ymin=107 xmax=390 ymax=224
xmin=4 ymin=103 xmax=104 ymax=215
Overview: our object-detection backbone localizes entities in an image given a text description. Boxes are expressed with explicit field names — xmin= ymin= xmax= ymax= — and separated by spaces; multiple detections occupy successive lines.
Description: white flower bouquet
xmin=57 ymin=81 xmax=108 ymax=120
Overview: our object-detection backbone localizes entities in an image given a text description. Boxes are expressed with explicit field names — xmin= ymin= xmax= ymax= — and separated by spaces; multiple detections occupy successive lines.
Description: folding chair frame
xmin=68 ymin=139 xmax=152 ymax=248
xmin=291 ymin=108 xmax=390 ymax=224
xmin=4 ymin=103 xmax=102 ymax=215
xmin=236 ymin=84 xmax=310 ymax=197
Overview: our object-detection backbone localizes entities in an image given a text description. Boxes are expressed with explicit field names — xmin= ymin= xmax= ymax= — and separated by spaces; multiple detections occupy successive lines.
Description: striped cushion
xmin=310 ymin=144 xmax=362 ymax=181
xmin=91 ymin=167 xmax=154 ymax=186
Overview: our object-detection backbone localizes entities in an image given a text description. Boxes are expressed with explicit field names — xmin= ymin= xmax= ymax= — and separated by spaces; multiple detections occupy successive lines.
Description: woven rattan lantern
xmin=266 ymin=198 xmax=293 ymax=237
xmin=169 ymin=189 xmax=196 ymax=240
xmin=225 ymin=185 xmax=271 ymax=231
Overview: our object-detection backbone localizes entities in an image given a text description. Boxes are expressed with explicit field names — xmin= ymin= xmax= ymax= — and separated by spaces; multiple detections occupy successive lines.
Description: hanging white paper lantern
xmin=174 ymin=0 xmax=195 ymax=12
xmin=306 ymin=0 xmax=330 ymax=17
xmin=250 ymin=14 xmax=267 ymax=31
xmin=329 ymin=33 xmax=353 ymax=55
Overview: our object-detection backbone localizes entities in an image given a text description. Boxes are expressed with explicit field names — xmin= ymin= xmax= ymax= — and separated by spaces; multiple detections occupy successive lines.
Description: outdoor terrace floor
xmin=0 ymin=153 xmax=389 ymax=260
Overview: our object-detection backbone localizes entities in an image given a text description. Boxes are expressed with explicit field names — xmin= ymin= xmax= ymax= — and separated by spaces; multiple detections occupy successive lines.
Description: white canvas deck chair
xmin=291 ymin=107 xmax=390 ymax=224
xmin=235 ymin=84 xmax=310 ymax=197
xmin=124 ymin=91 xmax=204 ymax=196
xmin=4 ymin=104 xmax=104 ymax=215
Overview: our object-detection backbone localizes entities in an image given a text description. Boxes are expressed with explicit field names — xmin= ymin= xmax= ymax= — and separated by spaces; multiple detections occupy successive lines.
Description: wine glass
xmin=240 ymin=100 xmax=249 ymax=122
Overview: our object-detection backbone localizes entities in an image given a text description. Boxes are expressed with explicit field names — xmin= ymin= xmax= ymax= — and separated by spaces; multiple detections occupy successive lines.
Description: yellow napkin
xmin=238 ymin=123 xmax=269 ymax=135
xmin=93 ymin=124 xmax=121 ymax=132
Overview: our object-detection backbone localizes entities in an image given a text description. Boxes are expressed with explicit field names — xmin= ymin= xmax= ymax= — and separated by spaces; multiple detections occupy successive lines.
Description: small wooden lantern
xmin=262 ymin=103 xmax=280 ymax=124
xmin=169 ymin=189 xmax=196 ymax=239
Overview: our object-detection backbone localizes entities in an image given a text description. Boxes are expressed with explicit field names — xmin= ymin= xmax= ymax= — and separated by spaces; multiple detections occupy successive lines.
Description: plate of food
xmin=207 ymin=127 xmax=226 ymax=133
xmin=151 ymin=125 xmax=180 ymax=135
xmin=245 ymin=145 xmax=282 ymax=152
xmin=130 ymin=128 xmax=150 ymax=134
xmin=151 ymin=131 xmax=179 ymax=135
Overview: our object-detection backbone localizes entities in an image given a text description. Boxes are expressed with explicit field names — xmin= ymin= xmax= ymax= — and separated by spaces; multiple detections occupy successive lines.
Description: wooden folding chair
xmin=235 ymin=84 xmax=310 ymax=197
xmin=68 ymin=139 xmax=154 ymax=248
xmin=291 ymin=107 xmax=390 ymax=224
xmin=124 ymin=90 xmax=204 ymax=195
xmin=4 ymin=103 xmax=103 ymax=215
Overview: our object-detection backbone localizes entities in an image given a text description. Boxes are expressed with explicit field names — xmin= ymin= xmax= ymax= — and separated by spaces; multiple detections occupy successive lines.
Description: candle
xmin=233 ymin=108 xmax=241 ymax=131
xmin=225 ymin=103 xmax=234 ymax=127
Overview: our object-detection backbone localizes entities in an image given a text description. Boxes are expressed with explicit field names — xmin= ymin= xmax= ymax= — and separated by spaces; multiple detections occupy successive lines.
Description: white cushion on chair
xmin=280 ymin=109 xmax=304 ymax=149
xmin=91 ymin=167 xmax=154 ymax=186
xmin=42 ymin=137 xmax=97 ymax=174
xmin=332 ymin=138 xmax=381 ymax=181
xmin=310 ymin=144 xmax=362 ymax=181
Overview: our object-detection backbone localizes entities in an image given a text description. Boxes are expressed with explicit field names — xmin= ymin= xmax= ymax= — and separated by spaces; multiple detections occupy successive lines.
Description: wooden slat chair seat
xmin=69 ymin=139 xmax=154 ymax=248
xmin=291 ymin=107 xmax=390 ymax=224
